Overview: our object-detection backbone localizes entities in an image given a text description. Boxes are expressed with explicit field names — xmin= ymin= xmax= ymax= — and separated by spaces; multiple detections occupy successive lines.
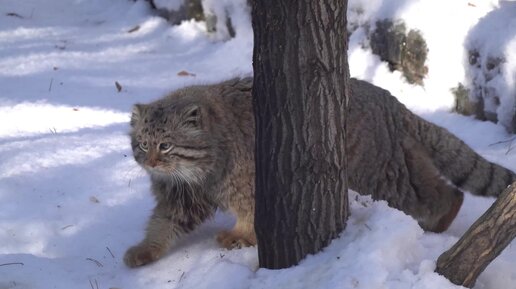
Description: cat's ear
xmin=182 ymin=105 xmax=201 ymax=128
xmin=131 ymin=104 xmax=145 ymax=126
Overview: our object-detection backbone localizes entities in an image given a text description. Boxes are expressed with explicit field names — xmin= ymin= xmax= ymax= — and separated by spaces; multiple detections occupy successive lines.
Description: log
xmin=435 ymin=182 xmax=516 ymax=287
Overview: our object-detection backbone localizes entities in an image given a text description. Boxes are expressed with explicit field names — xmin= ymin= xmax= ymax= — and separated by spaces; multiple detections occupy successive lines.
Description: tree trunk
xmin=252 ymin=0 xmax=350 ymax=269
xmin=435 ymin=182 xmax=516 ymax=287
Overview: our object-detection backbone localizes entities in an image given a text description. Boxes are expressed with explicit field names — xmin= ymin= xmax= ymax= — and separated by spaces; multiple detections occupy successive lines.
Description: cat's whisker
xmin=175 ymin=169 xmax=195 ymax=194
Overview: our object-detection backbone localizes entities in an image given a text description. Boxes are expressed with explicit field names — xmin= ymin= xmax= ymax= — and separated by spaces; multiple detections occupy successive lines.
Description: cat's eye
xmin=139 ymin=141 xmax=149 ymax=152
xmin=159 ymin=142 xmax=172 ymax=152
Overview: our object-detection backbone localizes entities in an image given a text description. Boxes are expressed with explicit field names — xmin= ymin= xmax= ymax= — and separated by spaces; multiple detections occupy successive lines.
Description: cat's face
xmin=130 ymin=102 xmax=215 ymax=185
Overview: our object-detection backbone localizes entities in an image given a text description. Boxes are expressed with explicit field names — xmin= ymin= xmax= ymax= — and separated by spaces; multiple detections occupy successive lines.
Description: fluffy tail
xmin=417 ymin=119 xmax=515 ymax=197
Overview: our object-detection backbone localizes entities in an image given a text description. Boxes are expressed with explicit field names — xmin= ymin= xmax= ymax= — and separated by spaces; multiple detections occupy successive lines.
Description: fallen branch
xmin=488 ymin=136 xmax=516 ymax=155
xmin=489 ymin=137 xmax=516 ymax=146
xmin=48 ymin=78 xmax=54 ymax=92
xmin=0 ymin=262 xmax=24 ymax=267
xmin=85 ymin=258 xmax=103 ymax=267
xmin=435 ymin=182 xmax=516 ymax=287
xmin=6 ymin=12 xmax=24 ymax=18
xmin=88 ymin=278 xmax=99 ymax=289
xmin=106 ymin=246 xmax=115 ymax=258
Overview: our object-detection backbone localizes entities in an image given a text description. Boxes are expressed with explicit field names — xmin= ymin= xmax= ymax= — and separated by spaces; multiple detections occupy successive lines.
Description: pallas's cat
xmin=124 ymin=78 xmax=514 ymax=267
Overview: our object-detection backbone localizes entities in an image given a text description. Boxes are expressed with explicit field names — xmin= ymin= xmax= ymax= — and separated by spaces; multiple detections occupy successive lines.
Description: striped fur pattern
xmin=124 ymin=77 xmax=515 ymax=267
xmin=347 ymin=79 xmax=515 ymax=231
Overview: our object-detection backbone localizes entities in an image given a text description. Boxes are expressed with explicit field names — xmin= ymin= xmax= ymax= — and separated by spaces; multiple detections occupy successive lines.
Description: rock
xmin=459 ymin=2 xmax=516 ymax=133
xmin=151 ymin=0 xmax=204 ymax=25
xmin=369 ymin=20 xmax=428 ymax=85
xmin=148 ymin=0 xmax=235 ymax=38
xmin=465 ymin=50 xmax=506 ymax=124
xmin=452 ymin=83 xmax=479 ymax=117
xmin=370 ymin=20 xmax=406 ymax=71
xmin=403 ymin=30 xmax=428 ymax=85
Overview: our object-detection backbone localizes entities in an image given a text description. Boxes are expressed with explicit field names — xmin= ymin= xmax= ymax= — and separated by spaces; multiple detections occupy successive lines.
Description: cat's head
xmin=130 ymin=99 xmax=217 ymax=185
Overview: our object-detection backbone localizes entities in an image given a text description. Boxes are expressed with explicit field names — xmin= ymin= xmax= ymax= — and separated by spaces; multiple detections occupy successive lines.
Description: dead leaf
xmin=89 ymin=196 xmax=100 ymax=203
xmin=468 ymin=2 xmax=476 ymax=7
xmin=61 ymin=224 xmax=74 ymax=230
xmin=6 ymin=12 xmax=23 ymax=18
xmin=115 ymin=81 xmax=122 ymax=92
xmin=177 ymin=70 xmax=196 ymax=77
xmin=53 ymin=66 xmax=59 ymax=71
xmin=127 ymin=25 xmax=140 ymax=33
xmin=73 ymin=108 xmax=79 ymax=111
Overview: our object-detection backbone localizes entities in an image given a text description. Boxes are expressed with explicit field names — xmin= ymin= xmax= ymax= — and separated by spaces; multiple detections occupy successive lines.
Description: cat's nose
xmin=145 ymin=157 xmax=158 ymax=168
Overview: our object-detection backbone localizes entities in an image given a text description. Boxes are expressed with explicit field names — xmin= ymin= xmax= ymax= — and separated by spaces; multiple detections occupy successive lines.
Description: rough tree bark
xmin=252 ymin=0 xmax=350 ymax=269
xmin=435 ymin=182 xmax=516 ymax=287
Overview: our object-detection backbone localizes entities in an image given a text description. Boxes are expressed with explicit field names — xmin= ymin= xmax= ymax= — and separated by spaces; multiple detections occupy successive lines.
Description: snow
xmin=465 ymin=1 xmax=516 ymax=129
xmin=0 ymin=0 xmax=515 ymax=289
xmin=153 ymin=0 xmax=184 ymax=12
xmin=349 ymin=0 xmax=496 ymax=113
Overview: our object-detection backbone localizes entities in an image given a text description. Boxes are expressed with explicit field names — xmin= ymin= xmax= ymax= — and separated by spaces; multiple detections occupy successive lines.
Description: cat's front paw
xmin=123 ymin=243 xmax=165 ymax=268
xmin=216 ymin=230 xmax=256 ymax=249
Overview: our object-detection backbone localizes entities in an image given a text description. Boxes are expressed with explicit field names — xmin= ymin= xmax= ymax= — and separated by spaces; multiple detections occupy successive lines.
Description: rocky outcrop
xmin=369 ymin=20 xmax=428 ymax=85
xmin=455 ymin=2 xmax=516 ymax=133
xmin=148 ymin=0 xmax=235 ymax=38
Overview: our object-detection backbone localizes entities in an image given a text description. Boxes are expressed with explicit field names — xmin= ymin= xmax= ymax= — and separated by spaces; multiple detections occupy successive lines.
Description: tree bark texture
xmin=252 ymin=0 xmax=350 ymax=269
xmin=435 ymin=182 xmax=516 ymax=287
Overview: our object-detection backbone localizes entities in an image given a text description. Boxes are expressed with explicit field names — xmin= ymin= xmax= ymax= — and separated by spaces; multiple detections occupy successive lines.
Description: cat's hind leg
xmin=217 ymin=187 xmax=256 ymax=249
xmin=424 ymin=181 xmax=464 ymax=232
xmin=402 ymin=138 xmax=464 ymax=233
xmin=216 ymin=213 xmax=256 ymax=249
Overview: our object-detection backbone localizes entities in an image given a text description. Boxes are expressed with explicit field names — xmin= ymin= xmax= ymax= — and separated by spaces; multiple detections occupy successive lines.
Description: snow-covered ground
xmin=0 ymin=0 xmax=515 ymax=288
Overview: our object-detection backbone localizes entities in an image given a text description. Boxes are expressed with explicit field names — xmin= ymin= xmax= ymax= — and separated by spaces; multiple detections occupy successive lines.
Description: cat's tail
xmin=416 ymin=118 xmax=516 ymax=197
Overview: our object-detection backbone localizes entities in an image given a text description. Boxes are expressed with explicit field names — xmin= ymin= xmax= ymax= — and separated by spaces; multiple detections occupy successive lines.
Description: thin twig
xmin=88 ymin=278 xmax=99 ymax=289
xmin=106 ymin=247 xmax=115 ymax=258
xmin=127 ymin=25 xmax=140 ymax=33
xmin=488 ymin=137 xmax=516 ymax=147
xmin=61 ymin=224 xmax=74 ymax=230
xmin=0 ymin=262 xmax=24 ymax=267
xmin=506 ymin=138 xmax=516 ymax=155
xmin=86 ymin=258 xmax=104 ymax=267
xmin=178 ymin=271 xmax=186 ymax=283
xmin=48 ymin=78 xmax=53 ymax=92
xmin=488 ymin=137 xmax=516 ymax=155
xmin=6 ymin=12 xmax=23 ymax=18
